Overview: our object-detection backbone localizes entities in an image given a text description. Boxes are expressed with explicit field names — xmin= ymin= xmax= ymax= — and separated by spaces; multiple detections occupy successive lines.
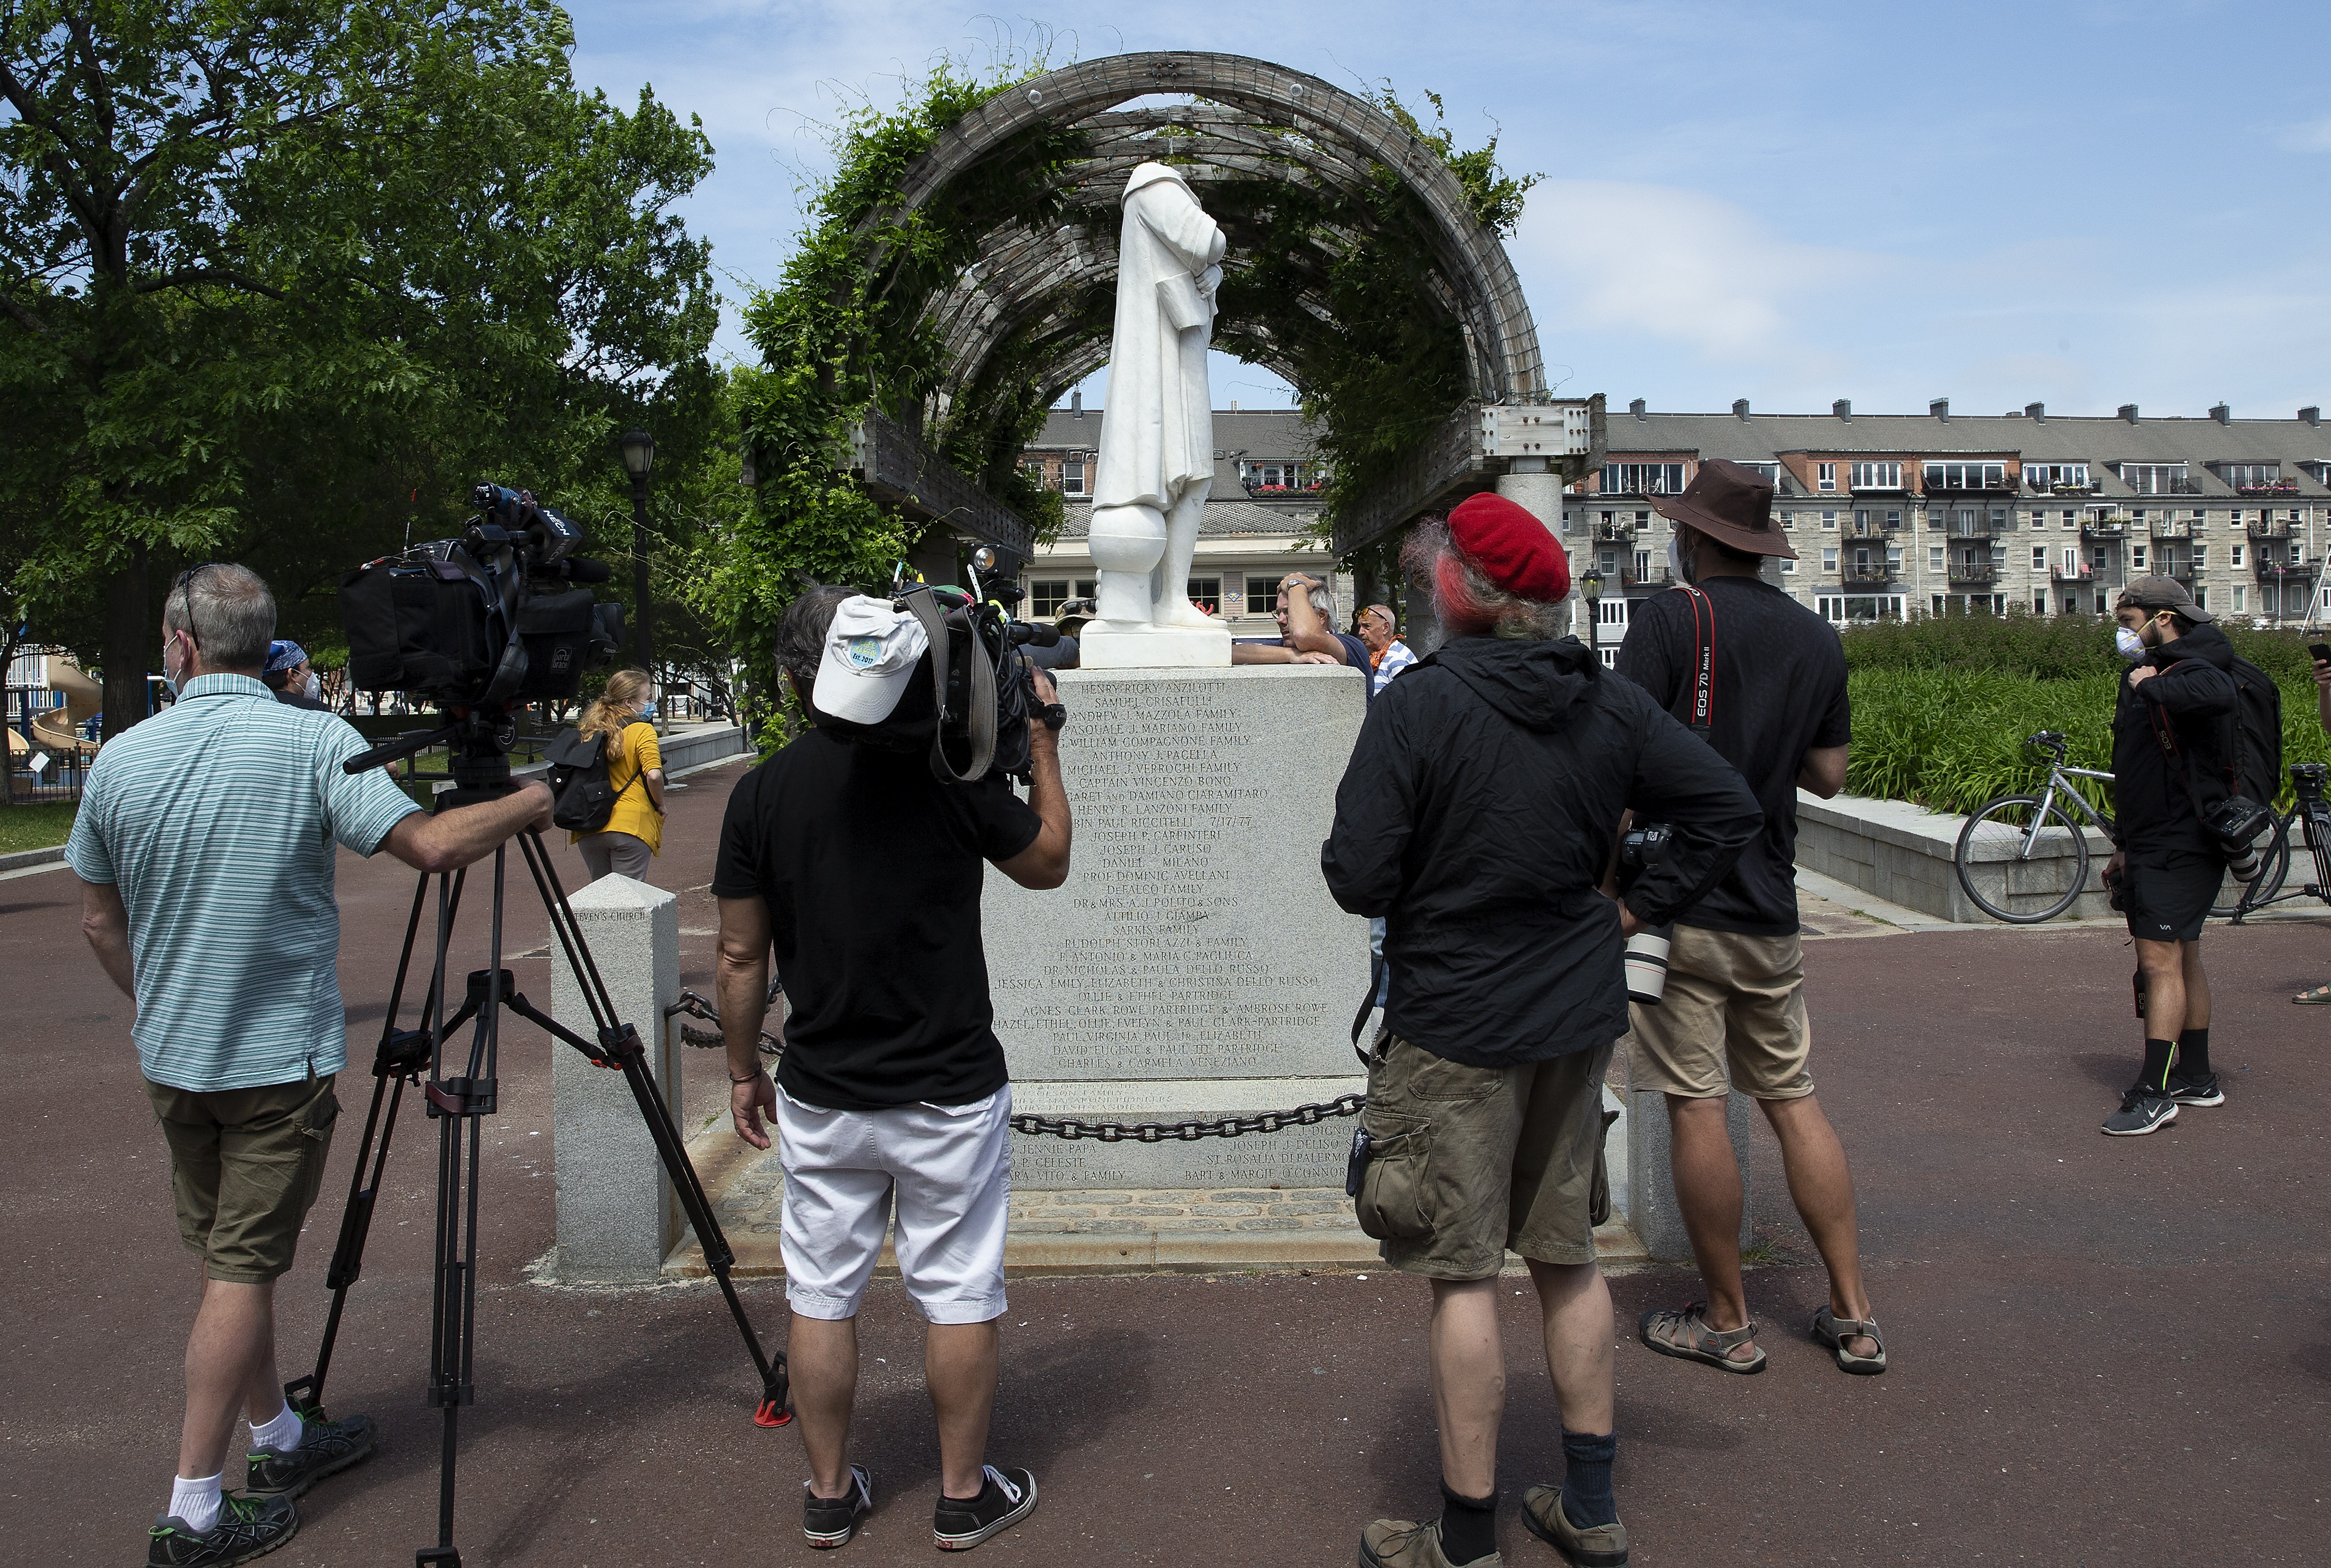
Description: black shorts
xmin=2122 ymin=845 xmax=2222 ymax=944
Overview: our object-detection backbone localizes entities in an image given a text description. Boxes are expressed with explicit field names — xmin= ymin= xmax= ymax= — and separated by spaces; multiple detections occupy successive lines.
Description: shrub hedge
xmin=1837 ymin=611 xmax=2330 ymax=817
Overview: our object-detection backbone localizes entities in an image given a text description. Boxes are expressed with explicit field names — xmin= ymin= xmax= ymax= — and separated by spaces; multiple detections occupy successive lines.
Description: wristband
xmin=729 ymin=1068 xmax=766 ymax=1085
xmin=1038 ymin=702 xmax=1067 ymax=732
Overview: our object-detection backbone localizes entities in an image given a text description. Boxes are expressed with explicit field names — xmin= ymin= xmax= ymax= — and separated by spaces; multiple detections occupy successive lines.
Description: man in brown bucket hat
xmin=1614 ymin=458 xmax=1888 ymax=1378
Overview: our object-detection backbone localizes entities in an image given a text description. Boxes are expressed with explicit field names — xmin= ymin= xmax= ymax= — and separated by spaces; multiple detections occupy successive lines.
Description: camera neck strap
xmin=1675 ymin=585 xmax=1717 ymax=737
xmin=899 ymin=585 xmax=997 ymax=784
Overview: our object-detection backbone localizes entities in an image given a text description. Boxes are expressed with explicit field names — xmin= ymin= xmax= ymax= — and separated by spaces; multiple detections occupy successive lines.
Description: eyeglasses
xmin=172 ymin=561 xmax=226 ymax=652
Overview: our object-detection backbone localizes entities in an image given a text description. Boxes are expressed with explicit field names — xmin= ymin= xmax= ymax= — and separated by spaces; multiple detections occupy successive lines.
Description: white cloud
xmin=2276 ymin=115 xmax=2331 ymax=152
xmin=1512 ymin=181 xmax=1885 ymax=365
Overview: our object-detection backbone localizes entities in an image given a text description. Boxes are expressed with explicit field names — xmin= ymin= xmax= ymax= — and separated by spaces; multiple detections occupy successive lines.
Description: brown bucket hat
xmin=1648 ymin=458 xmax=1798 ymax=560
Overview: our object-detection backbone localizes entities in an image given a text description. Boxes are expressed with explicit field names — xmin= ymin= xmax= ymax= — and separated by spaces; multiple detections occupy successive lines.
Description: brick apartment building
xmin=1019 ymin=397 xmax=2331 ymax=655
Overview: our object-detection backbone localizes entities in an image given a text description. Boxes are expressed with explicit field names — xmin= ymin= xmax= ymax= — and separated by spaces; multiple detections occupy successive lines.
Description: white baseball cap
xmin=812 ymin=595 xmax=929 ymax=724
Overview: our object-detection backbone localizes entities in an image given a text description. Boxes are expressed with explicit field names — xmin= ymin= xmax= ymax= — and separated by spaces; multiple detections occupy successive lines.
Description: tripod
xmin=285 ymin=728 xmax=788 ymax=1567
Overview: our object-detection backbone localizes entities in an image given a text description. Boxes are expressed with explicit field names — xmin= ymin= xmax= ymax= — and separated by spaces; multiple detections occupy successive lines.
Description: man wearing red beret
xmin=1322 ymin=492 xmax=1763 ymax=1568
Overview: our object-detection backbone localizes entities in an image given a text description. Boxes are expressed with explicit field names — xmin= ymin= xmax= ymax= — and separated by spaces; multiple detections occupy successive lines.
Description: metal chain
xmin=1008 ymin=1094 xmax=1366 ymax=1142
xmin=665 ymin=989 xmax=782 ymax=1058
xmin=663 ymin=991 xmax=1366 ymax=1141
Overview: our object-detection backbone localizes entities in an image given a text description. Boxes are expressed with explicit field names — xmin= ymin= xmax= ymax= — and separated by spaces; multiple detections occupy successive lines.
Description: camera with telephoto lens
xmin=1616 ymin=822 xmax=1677 ymax=1004
xmin=338 ymin=483 xmax=626 ymax=708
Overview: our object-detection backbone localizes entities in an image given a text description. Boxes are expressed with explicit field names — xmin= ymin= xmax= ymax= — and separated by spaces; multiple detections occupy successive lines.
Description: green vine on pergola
xmin=697 ymin=61 xmax=1538 ymax=706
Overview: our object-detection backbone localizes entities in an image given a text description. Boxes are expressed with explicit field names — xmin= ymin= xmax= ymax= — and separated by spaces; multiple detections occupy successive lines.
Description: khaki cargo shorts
xmin=1352 ymin=1032 xmax=1615 ymax=1280
xmin=1628 ymin=925 xmax=1814 ymax=1102
xmin=145 ymin=1073 xmax=341 ymax=1284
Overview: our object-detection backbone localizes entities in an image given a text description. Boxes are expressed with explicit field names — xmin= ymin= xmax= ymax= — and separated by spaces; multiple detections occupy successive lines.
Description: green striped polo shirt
xmin=65 ymin=674 xmax=422 ymax=1091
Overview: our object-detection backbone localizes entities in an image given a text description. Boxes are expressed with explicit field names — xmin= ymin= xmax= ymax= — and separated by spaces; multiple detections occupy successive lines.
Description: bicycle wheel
xmin=2212 ymin=812 xmax=2291 ymax=921
xmin=1956 ymin=794 xmax=2091 ymax=923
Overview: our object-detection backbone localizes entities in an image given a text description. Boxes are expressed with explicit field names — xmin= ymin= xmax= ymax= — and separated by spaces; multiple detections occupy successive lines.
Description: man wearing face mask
xmin=262 ymin=641 xmax=329 ymax=710
xmin=1616 ymin=459 xmax=1885 ymax=1379
xmin=2102 ymin=576 xmax=2238 ymax=1135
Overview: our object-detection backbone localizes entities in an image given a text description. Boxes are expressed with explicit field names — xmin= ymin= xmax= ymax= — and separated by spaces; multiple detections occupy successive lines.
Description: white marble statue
xmin=1082 ymin=162 xmax=1233 ymax=667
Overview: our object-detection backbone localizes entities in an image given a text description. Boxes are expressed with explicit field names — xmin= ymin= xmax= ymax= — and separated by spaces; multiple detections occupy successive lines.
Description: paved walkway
xmin=6 ymin=760 xmax=2330 ymax=1565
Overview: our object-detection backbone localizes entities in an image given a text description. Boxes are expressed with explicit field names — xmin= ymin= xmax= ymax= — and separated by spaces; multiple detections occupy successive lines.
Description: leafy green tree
xmin=0 ymin=0 xmax=717 ymax=733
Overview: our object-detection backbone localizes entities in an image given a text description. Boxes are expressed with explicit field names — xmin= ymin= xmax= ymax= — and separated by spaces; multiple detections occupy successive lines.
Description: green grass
xmin=0 ymin=801 xmax=77 ymax=855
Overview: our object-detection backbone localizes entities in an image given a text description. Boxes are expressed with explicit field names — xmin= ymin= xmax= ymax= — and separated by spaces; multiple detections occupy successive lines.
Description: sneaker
xmin=2168 ymin=1071 xmax=2224 ymax=1107
xmin=1359 ymin=1517 xmax=1503 ymax=1567
xmin=2102 ymin=1087 xmax=2179 ymax=1136
xmin=803 ymin=1465 xmax=873 ymax=1549
xmin=932 ymin=1465 xmax=1036 ymax=1551
xmin=244 ymin=1410 xmax=376 ymax=1500
xmin=1522 ymin=1484 xmax=1628 ymax=1567
xmin=147 ymin=1492 xmax=298 ymax=1567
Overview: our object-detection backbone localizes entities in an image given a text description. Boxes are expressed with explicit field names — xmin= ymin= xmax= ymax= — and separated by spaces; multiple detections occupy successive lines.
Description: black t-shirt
xmin=710 ymin=729 xmax=1043 ymax=1110
xmin=1615 ymin=577 xmax=1849 ymax=935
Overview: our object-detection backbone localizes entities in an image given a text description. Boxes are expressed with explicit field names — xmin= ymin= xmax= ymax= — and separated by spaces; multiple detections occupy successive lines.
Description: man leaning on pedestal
xmin=1617 ymin=458 xmax=1886 ymax=1378
xmin=1231 ymin=571 xmax=1374 ymax=690
xmin=1323 ymin=495 xmax=1762 ymax=1568
xmin=711 ymin=585 xmax=1072 ymax=1553
xmin=69 ymin=563 xmax=554 ymax=1568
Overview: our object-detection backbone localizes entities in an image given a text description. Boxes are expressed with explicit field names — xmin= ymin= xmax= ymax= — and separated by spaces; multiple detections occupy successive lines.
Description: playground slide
xmin=28 ymin=657 xmax=102 ymax=756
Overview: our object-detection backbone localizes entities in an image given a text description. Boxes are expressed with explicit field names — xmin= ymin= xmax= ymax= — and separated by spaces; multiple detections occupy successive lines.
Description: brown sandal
xmin=1811 ymin=1305 xmax=1887 ymax=1375
xmin=1638 ymin=1302 xmax=1765 ymax=1374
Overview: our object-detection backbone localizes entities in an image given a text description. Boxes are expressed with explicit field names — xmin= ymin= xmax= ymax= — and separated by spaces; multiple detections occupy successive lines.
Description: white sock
xmin=169 ymin=1472 xmax=223 ymax=1534
xmin=249 ymin=1403 xmax=303 ymax=1454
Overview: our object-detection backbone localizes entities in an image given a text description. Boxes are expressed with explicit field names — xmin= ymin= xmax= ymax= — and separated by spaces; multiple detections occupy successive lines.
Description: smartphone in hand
xmin=2311 ymin=642 xmax=2331 ymax=665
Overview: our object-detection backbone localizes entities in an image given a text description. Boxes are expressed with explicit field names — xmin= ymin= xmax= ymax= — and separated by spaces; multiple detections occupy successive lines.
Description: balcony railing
xmin=1844 ymin=522 xmax=1901 ymax=539
xmin=1945 ymin=519 xmax=1997 ymax=538
xmin=2049 ymin=564 xmax=2095 ymax=582
xmin=1620 ymin=568 xmax=1675 ymax=590
xmin=2027 ymin=478 xmax=2102 ymax=495
xmin=2151 ymin=519 xmax=2191 ymax=539
xmin=1922 ymin=477 xmax=2018 ymax=496
xmin=2235 ymin=482 xmax=2300 ymax=496
xmin=2248 ymin=519 xmax=2292 ymax=539
xmin=1594 ymin=522 xmax=1637 ymax=542
xmin=2081 ymin=520 xmax=2128 ymax=538
xmin=2256 ymin=560 xmax=2320 ymax=584
xmin=1841 ymin=562 xmax=1897 ymax=586
xmin=2125 ymin=477 xmax=2206 ymax=496
xmin=1948 ymin=562 xmax=1998 ymax=585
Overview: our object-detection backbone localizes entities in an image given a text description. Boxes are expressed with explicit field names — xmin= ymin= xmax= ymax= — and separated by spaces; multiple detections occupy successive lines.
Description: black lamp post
xmin=620 ymin=427 xmax=655 ymax=675
xmin=1580 ymin=568 xmax=1604 ymax=658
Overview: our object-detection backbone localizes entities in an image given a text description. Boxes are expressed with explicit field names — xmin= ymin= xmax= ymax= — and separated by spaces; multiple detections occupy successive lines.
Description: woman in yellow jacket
xmin=570 ymin=668 xmax=666 ymax=882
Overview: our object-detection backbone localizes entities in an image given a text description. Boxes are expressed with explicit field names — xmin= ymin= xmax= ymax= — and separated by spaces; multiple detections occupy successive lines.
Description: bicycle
xmin=1953 ymin=730 xmax=2119 ymax=924
xmin=2211 ymin=763 xmax=2331 ymax=923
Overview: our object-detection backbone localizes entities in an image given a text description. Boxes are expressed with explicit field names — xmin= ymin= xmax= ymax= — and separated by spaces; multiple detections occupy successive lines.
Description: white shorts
xmin=775 ymin=1085 xmax=1012 ymax=1324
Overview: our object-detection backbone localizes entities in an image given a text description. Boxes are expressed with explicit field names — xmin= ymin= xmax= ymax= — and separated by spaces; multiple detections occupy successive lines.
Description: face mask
xmin=640 ymin=701 xmax=658 ymax=719
xmin=162 ymin=635 xmax=187 ymax=698
xmin=2115 ymin=626 xmax=2146 ymax=660
xmin=303 ymin=671 xmax=322 ymax=701
xmin=1667 ymin=534 xmax=1694 ymax=586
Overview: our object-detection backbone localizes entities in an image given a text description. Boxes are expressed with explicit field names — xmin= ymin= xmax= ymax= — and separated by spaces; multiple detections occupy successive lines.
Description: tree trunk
xmin=101 ymin=543 xmax=151 ymax=739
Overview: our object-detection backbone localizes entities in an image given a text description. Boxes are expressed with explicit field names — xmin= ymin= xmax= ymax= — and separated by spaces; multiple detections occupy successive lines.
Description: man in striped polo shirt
xmin=68 ymin=564 xmax=552 ymax=1568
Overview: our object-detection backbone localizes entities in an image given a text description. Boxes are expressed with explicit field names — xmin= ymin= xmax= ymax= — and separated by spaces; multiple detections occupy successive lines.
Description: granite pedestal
xmin=982 ymin=665 xmax=1372 ymax=1191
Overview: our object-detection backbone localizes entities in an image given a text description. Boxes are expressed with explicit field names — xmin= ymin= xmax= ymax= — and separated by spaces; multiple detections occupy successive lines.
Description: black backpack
xmin=545 ymin=727 xmax=639 ymax=832
xmin=2225 ymin=653 xmax=2284 ymax=807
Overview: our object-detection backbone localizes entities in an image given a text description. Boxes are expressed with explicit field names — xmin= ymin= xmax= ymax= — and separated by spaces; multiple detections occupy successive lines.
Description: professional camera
xmin=339 ymin=483 xmax=626 ymax=708
xmin=824 ymin=545 xmax=1058 ymax=785
xmin=1615 ymin=821 xmax=1677 ymax=1004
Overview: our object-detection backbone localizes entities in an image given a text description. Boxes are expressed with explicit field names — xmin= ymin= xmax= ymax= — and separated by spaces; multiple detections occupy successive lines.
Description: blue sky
xmin=567 ymin=0 xmax=2331 ymax=421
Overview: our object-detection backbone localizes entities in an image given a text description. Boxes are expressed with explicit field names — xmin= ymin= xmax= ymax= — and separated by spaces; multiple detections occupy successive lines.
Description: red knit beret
xmin=1448 ymin=492 xmax=1571 ymax=603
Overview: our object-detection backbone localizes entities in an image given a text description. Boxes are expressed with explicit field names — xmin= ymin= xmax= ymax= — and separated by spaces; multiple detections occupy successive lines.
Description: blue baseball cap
xmin=265 ymin=640 xmax=309 ymax=673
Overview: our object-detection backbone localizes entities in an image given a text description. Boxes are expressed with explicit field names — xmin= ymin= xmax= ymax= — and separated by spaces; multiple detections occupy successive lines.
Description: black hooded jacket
xmin=1321 ymin=634 xmax=1764 ymax=1068
xmin=2112 ymin=619 xmax=2238 ymax=853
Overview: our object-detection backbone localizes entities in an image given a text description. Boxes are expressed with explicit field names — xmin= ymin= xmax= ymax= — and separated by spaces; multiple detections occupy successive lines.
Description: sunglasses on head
xmin=172 ymin=561 xmax=228 ymax=650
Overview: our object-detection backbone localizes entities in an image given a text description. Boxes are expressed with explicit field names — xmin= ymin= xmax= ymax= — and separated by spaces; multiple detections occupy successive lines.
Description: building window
xmin=2035 ymin=594 xmax=2048 ymax=614
xmin=1030 ymin=579 xmax=1072 ymax=617
xmin=1855 ymin=510 xmax=1869 ymax=530
xmin=1780 ymin=557 xmax=1795 ymax=573
xmin=1886 ymin=509 xmax=1902 ymax=528
xmin=2196 ymin=545 xmax=2208 ymax=568
xmin=1600 ymin=462 xmax=1686 ymax=495
xmin=2026 ymin=462 xmax=2090 ymax=491
xmin=2133 ymin=544 xmax=2148 ymax=570
xmin=1780 ymin=511 xmax=1794 ymax=530
xmin=1061 ymin=460 xmax=1086 ymax=495
xmin=1600 ymin=551 xmax=1618 ymax=575
xmin=2223 ymin=463 xmax=2281 ymax=488
xmin=1022 ymin=460 xmax=1046 ymax=486
xmin=1992 ymin=509 xmax=2008 ymax=528
xmin=2031 ymin=546 xmax=2046 ymax=570
xmin=1242 ymin=575 xmax=1278 ymax=614
xmin=1929 ymin=546 xmax=1945 ymax=572
xmin=1821 ymin=510 xmax=1838 ymax=530
xmin=1822 ymin=548 xmax=1839 ymax=572
xmin=1924 ymin=461 xmax=2008 ymax=490
xmin=1817 ymin=462 xmax=1838 ymax=492
xmin=1738 ymin=461 xmax=1783 ymax=489
xmin=1186 ymin=577 xmax=1221 ymax=615
xmin=1636 ymin=510 xmax=1651 ymax=530
xmin=2195 ymin=587 xmax=2208 ymax=610
xmin=2234 ymin=585 xmax=2248 ymax=612
xmin=2231 ymin=544 xmax=2245 ymax=568
xmin=2031 ymin=510 xmax=2047 ymax=526
xmin=2062 ymin=510 xmax=2076 ymax=527
xmin=2121 ymin=463 xmax=2192 ymax=495
xmin=1849 ymin=461 xmax=1902 ymax=490
xmin=2229 ymin=509 xmax=2244 ymax=528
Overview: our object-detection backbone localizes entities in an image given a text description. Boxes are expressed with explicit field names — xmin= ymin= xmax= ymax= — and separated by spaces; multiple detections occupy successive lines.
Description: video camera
xmin=336 ymin=484 xmax=627 ymax=788
xmin=340 ymin=483 xmax=626 ymax=709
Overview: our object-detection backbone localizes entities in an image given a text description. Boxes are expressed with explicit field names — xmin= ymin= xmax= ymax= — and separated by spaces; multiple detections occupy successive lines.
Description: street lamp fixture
xmin=619 ymin=427 xmax=654 ymax=680
xmin=1580 ymin=568 xmax=1604 ymax=656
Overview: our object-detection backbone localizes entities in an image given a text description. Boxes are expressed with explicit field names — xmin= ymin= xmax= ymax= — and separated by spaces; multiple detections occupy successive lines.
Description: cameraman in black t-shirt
xmin=1616 ymin=459 xmax=1886 ymax=1380
xmin=710 ymin=585 xmax=1070 ymax=1552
